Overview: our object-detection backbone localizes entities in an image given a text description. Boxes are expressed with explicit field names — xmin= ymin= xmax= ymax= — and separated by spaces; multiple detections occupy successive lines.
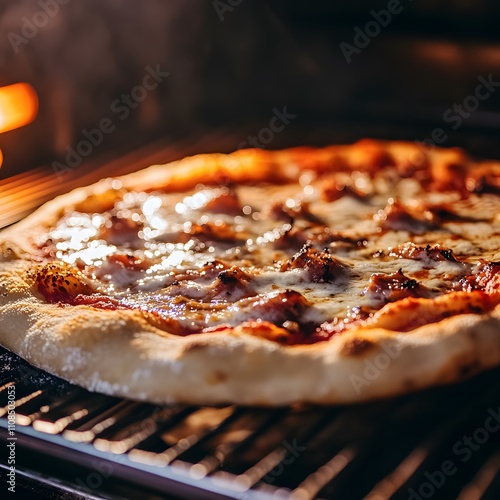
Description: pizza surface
xmin=1 ymin=140 xmax=500 ymax=405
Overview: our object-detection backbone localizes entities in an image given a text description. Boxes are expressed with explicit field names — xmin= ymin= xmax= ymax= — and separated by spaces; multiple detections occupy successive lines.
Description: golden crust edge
xmin=1 ymin=280 xmax=500 ymax=405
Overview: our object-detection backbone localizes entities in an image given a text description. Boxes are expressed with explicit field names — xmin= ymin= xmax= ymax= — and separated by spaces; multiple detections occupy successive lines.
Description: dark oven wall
xmin=0 ymin=0 xmax=500 ymax=177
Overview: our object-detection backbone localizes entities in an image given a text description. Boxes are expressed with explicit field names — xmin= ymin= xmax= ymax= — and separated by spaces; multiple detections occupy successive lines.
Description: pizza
xmin=1 ymin=139 xmax=500 ymax=406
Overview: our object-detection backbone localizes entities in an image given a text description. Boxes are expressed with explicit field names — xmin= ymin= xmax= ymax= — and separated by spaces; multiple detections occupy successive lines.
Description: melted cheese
xmin=44 ymin=175 xmax=500 ymax=334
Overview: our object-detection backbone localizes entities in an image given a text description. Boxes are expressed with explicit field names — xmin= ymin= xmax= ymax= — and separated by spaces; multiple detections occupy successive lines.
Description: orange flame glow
xmin=0 ymin=83 xmax=38 ymax=134
xmin=0 ymin=82 xmax=38 ymax=168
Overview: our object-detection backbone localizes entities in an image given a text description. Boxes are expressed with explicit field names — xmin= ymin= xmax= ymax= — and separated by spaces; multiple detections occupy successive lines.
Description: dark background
xmin=0 ymin=0 xmax=500 ymax=178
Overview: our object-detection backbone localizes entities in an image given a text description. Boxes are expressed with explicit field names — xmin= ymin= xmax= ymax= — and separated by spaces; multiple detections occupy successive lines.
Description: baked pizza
xmin=1 ymin=140 xmax=500 ymax=405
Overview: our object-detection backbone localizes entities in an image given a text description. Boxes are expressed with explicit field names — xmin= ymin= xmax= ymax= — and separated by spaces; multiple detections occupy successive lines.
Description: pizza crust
xmin=2 ymin=140 xmax=500 ymax=405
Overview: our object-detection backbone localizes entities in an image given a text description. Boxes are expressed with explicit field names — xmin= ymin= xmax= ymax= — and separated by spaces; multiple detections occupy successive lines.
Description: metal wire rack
xmin=1 ymin=345 xmax=499 ymax=499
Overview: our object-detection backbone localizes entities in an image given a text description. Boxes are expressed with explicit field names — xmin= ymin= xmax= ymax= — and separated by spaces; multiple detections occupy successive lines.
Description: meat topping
xmin=466 ymin=173 xmax=500 ymax=195
xmin=187 ymin=221 xmax=248 ymax=244
xmin=423 ymin=203 xmax=480 ymax=223
xmin=273 ymin=226 xmax=363 ymax=251
xmin=374 ymin=198 xmax=434 ymax=234
xmin=273 ymin=225 xmax=308 ymax=250
xmin=280 ymin=244 xmax=346 ymax=282
xmin=322 ymin=178 xmax=371 ymax=202
xmin=242 ymin=289 xmax=310 ymax=326
xmin=209 ymin=266 xmax=254 ymax=300
xmin=387 ymin=243 xmax=458 ymax=263
xmin=266 ymin=200 xmax=322 ymax=224
xmin=203 ymin=187 xmax=242 ymax=214
xmin=430 ymin=161 xmax=467 ymax=193
xmin=364 ymin=269 xmax=428 ymax=303
xmin=459 ymin=262 xmax=500 ymax=294
xmin=99 ymin=215 xmax=142 ymax=247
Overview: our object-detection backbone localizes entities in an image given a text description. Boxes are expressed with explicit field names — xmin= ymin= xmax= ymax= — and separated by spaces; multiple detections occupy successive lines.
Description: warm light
xmin=0 ymin=82 xmax=38 ymax=168
xmin=0 ymin=83 xmax=38 ymax=134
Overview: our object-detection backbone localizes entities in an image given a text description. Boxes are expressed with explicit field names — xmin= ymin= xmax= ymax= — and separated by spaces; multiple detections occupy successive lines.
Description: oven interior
xmin=1 ymin=1 xmax=500 ymax=499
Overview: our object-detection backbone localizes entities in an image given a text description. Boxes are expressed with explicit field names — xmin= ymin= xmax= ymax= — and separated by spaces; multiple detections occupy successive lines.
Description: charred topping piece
xmin=273 ymin=225 xmax=365 ymax=251
xmin=185 ymin=221 xmax=249 ymax=244
xmin=426 ymin=204 xmax=480 ymax=223
xmin=374 ymin=198 xmax=435 ymax=234
xmin=158 ymin=265 xmax=254 ymax=302
xmin=243 ymin=289 xmax=311 ymax=327
xmin=426 ymin=153 xmax=500 ymax=196
xmin=347 ymin=139 xmax=395 ymax=173
xmin=429 ymin=155 xmax=500 ymax=196
xmin=387 ymin=242 xmax=459 ymax=263
xmin=321 ymin=178 xmax=371 ymax=202
xmin=273 ymin=225 xmax=308 ymax=250
xmin=280 ymin=243 xmax=347 ymax=283
xmin=200 ymin=291 xmax=313 ymax=342
xmin=99 ymin=215 xmax=143 ymax=247
xmin=364 ymin=269 xmax=429 ymax=304
xmin=209 ymin=266 xmax=254 ymax=300
xmin=266 ymin=200 xmax=323 ymax=225
xmin=430 ymin=160 xmax=468 ymax=193
xmin=165 ymin=260 xmax=229 ymax=284
xmin=203 ymin=187 xmax=242 ymax=214
xmin=459 ymin=261 xmax=500 ymax=294
xmin=466 ymin=172 xmax=500 ymax=195
xmin=310 ymin=228 xmax=367 ymax=249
